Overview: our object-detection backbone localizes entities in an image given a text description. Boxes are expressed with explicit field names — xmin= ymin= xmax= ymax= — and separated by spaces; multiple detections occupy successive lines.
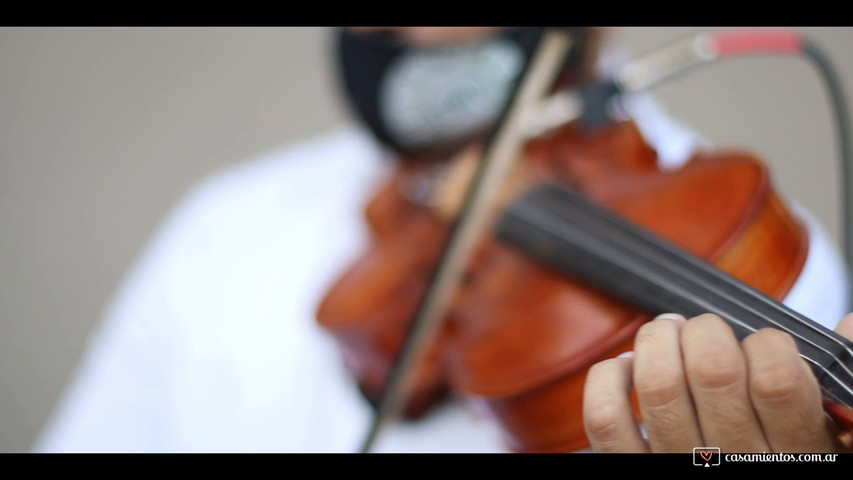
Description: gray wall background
xmin=1 ymin=27 xmax=852 ymax=452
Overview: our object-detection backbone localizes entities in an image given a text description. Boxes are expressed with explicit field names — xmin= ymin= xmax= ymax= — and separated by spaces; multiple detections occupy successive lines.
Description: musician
xmin=34 ymin=27 xmax=853 ymax=453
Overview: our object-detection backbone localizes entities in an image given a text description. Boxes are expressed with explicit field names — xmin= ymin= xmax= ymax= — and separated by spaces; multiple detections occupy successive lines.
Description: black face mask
xmin=336 ymin=27 xmax=590 ymax=159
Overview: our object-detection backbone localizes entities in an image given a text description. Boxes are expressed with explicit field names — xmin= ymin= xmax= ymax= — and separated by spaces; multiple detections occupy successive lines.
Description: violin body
xmin=443 ymin=121 xmax=808 ymax=452
xmin=316 ymin=119 xmax=809 ymax=451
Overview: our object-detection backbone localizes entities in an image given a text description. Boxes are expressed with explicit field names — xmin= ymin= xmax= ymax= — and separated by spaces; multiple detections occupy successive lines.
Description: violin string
xmin=509 ymin=191 xmax=853 ymax=407
xmin=500 ymin=184 xmax=853 ymax=407
xmin=537 ymin=187 xmax=853 ymax=403
xmin=547 ymin=187 xmax=853 ymax=359
xmin=559 ymin=186 xmax=853 ymax=404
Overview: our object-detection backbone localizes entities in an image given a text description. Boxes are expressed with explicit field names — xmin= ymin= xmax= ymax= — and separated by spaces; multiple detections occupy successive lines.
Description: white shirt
xmin=34 ymin=100 xmax=850 ymax=453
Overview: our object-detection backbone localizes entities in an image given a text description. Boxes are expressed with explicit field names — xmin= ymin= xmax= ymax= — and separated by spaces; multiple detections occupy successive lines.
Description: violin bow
xmin=358 ymin=27 xmax=579 ymax=453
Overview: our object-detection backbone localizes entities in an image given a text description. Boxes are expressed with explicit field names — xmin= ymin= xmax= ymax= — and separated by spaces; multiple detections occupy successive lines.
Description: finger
xmin=632 ymin=313 xmax=703 ymax=452
xmin=681 ymin=314 xmax=769 ymax=452
xmin=742 ymin=328 xmax=836 ymax=452
xmin=584 ymin=353 xmax=649 ymax=452
xmin=836 ymin=312 xmax=853 ymax=341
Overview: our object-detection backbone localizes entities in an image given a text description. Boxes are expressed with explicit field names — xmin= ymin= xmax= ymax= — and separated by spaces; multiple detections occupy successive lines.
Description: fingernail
xmin=654 ymin=313 xmax=686 ymax=323
xmin=617 ymin=351 xmax=635 ymax=359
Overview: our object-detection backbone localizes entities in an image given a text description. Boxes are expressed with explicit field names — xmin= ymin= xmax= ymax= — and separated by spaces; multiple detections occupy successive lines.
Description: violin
xmin=316 ymin=28 xmax=853 ymax=452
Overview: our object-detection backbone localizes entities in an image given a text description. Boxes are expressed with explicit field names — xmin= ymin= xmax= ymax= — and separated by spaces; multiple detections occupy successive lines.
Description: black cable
xmin=801 ymin=38 xmax=853 ymax=304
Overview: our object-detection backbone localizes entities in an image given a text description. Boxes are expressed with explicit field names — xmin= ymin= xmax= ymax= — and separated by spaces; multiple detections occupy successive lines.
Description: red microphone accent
xmin=713 ymin=30 xmax=803 ymax=57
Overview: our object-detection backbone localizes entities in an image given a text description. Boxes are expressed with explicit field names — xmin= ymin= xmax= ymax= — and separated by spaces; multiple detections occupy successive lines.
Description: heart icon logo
xmin=693 ymin=447 xmax=720 ymax=467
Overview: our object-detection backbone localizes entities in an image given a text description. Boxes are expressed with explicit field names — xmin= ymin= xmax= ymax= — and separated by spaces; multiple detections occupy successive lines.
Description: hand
xmin=583 ymin=312 xmax=853 ymax=453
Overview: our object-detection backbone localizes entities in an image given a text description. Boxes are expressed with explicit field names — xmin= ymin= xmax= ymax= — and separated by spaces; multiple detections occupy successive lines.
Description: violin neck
xmin=496 ymin=182 xmax=853 ymax=410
